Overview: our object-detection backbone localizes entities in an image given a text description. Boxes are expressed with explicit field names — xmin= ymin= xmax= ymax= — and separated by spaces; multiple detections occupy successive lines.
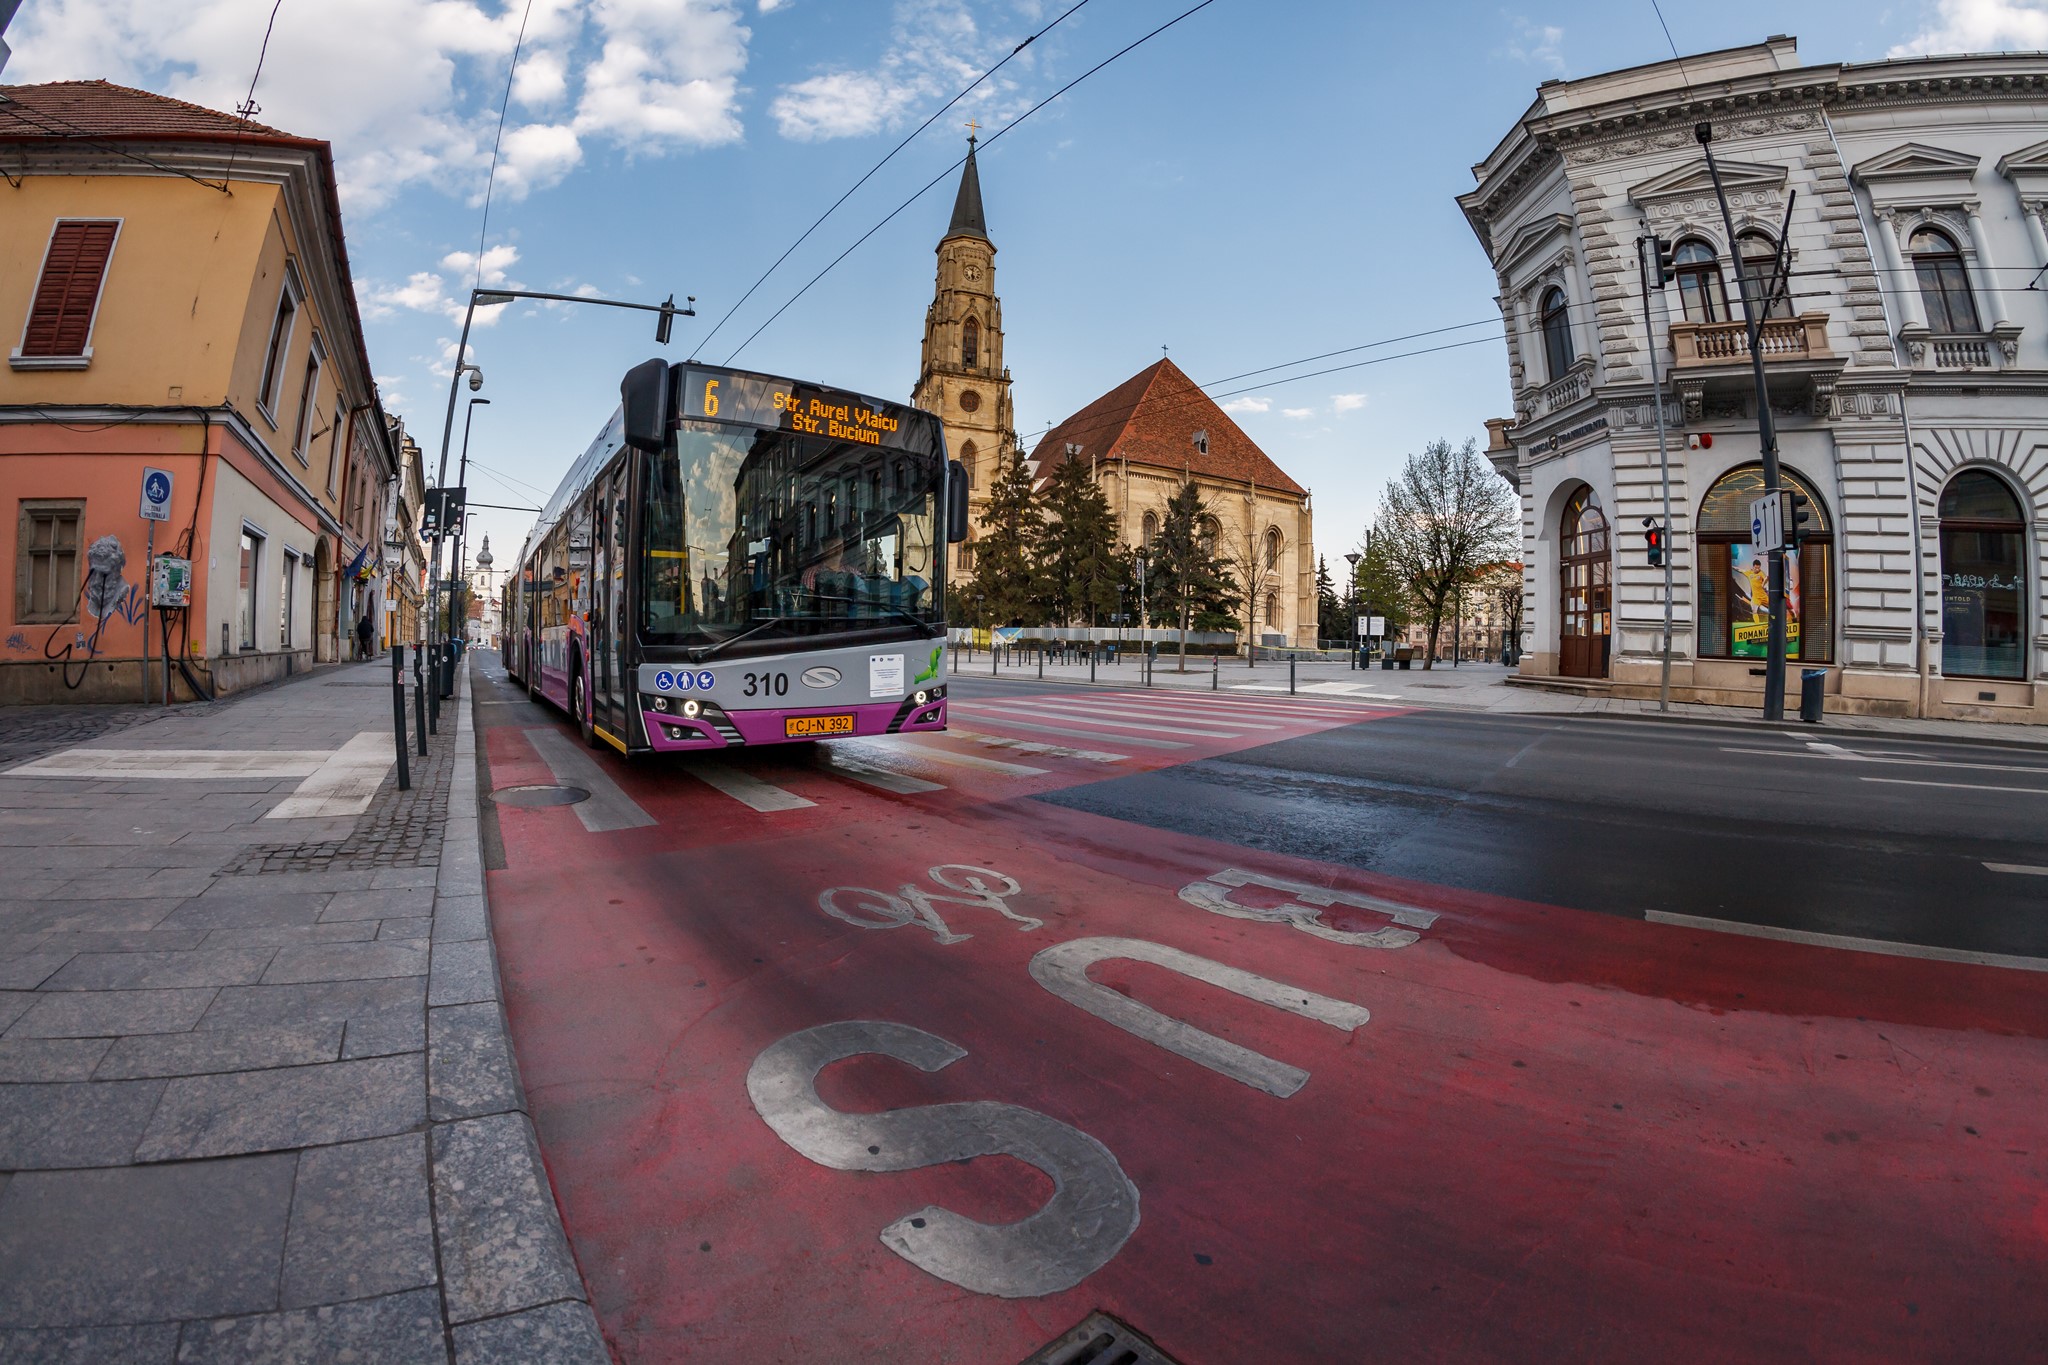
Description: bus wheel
xmin=571 ymin=669 xmax=597 ymax=748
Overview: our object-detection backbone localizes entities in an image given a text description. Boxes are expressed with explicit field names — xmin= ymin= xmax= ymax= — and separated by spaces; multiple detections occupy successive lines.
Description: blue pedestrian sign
xmin=139 ymin=467 xmax=173 ymax=522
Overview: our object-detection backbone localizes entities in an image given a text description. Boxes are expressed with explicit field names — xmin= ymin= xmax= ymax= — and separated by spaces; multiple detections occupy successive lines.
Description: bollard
xmin=1090 ymin=645 xmax=1097 ymax=684
xmin=413 ymin=641 xmax=428 ymax=756
xmin=1212 ymin=652 xmax=1219 ymax=691
xmin=1290 ymin=656 xmax=1297 ymax=696
xmin=1038 ymin=649 xmax=1044 ymax=681
xmin=392 ymin=644 xmax=411 ymax=791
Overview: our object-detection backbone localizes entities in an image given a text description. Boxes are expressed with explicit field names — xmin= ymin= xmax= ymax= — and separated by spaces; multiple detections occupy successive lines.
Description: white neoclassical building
xmin=1460 ymin=35 xmax=2047 ymax=722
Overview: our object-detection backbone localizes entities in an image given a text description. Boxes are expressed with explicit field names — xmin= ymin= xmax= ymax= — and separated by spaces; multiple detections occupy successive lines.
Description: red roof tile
xmin=0 ymin=80 xmax=299 ymax=143
xmin=1030 ymin=358 xmax=1308 ymax=497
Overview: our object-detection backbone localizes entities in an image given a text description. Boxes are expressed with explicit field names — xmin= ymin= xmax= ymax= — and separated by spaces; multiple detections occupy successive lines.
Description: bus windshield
xmin=640 ymin=419 xmax=945 ymax=652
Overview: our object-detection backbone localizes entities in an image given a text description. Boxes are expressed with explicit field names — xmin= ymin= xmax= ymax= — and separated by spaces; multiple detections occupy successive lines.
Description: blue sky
xmin=11 ymin=0 xmax=2047 ymax=573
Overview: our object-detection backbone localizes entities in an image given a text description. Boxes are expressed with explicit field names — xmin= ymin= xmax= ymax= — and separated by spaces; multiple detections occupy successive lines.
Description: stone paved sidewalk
xmin=0 ymin=661 xmax=606 ymax=1363
xmin=954 ymin=648 xmax=2048 ymax=746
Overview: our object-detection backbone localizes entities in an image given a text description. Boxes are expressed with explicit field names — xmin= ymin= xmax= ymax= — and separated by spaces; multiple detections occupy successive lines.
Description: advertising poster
xmin=1729 ymin=544 xmax=1801 ymax=657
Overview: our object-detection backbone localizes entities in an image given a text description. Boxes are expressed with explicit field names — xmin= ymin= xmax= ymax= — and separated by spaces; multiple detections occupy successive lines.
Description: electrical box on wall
xmin=150 ymin=556 xmax=191 ymax=608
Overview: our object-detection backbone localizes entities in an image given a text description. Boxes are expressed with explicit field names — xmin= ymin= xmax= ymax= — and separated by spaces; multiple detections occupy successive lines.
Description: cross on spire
xmin=965 ymin=118 xmax=980 ymax=145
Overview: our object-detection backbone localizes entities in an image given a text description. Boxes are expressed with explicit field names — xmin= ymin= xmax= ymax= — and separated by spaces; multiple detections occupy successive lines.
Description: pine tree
xmin=1145 ymin=480 xmax=1236 ymax=668
xmin=954 ymin=448 xmax=1041 ymax=627
xmin=1032 ymin=457 xmax=1125 ymax=625
xmin=1315 ymin=555 xmax=1341 ymax=643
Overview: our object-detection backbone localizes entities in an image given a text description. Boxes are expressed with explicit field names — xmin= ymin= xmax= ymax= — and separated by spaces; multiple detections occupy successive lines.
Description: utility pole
xmin=1638 ymin=235 xmax=1678 ymax=712
xmin=1698 ymin=122 xmax=1788 ymax=719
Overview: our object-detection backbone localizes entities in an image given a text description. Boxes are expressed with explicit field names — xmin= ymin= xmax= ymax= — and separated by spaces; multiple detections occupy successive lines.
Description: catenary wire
xmin=693 ymin=0 xmax=1095 ymax=359
xmin=220 ymin=0 xmax=287 ymax=188
xmin=724 ymin=0 xmax=1224 ymax=365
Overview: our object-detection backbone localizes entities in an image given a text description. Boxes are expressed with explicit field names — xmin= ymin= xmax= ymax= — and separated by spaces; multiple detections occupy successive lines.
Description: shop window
xmin=1672 ymin=239 xmax=1726 ymax=323
xmin=17 ymin=500 xmax=85 ymax=622
xmin=1695 ymin=465 xmax=1833 ymax=662
xmin=1939 ymin=470 xmax=2026 ymax=679
xmin=1910 ymin=228 xmax=1980 ymax=335
xmin=239 ymin=528 xmax=264 ymax=651
xmin=16 ymin=220 xmax=119 ymax=364
xmin=1539 ymin=286 xmax=1573 ymax=381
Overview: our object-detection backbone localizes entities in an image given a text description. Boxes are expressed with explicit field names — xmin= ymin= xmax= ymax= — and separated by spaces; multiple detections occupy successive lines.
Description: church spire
xmin=945 ymin=126 xmax=989 ymax=243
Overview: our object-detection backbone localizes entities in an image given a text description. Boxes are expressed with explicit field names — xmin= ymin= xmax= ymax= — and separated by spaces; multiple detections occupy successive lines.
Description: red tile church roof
xmin=1031 ymin=358 xmax=1307 ymax=496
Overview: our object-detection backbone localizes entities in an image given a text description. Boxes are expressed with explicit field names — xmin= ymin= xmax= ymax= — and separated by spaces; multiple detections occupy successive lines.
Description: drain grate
xmin=1019 ymin=1312 xmax=1183 ymax=1365
xmin=490 ymin=783 xmax=590 ymax=808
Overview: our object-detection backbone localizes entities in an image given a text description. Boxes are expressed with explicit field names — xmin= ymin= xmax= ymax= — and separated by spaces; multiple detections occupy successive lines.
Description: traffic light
xmin=655 ymin=294 xmax=676 ymax=345
xmin=1642 ymin=519 xmax=1667 ymax=567
xmin=1649 ymin=236 xmax=1677 ymax=287
xmin=1786 ymin=491 xmax=1812 ymax=545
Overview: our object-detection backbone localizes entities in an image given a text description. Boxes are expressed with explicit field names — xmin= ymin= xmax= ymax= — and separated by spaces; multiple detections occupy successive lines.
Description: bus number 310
xmin=742 ymin=671 xmax=790 ymax=698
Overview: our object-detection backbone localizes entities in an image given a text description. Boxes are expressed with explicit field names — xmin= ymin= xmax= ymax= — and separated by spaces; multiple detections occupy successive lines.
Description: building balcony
xmin=1902 ymin=323 xmax=2022 ymax=373
xmin=1666 ymin=311 xmax=1842 ymax=422
xmin=1513 ymin=358 xmax=1595 ymax=425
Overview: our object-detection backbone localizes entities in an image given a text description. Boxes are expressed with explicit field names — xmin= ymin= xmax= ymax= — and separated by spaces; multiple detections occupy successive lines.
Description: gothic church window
xmin=963 ymin=316 xmax=980 ymax=368
xmin=1910 ymin=227 xmax=1980 ymax=334
xmin=960 ymin=440 xmax=976 ymax=487
xmin=1263 ymin=527 xmax=1281 ymax=569
xmin=1142 ymin=511 xmax=1158 ymax=548
xmin=1540 ymin=287 xmax=1573 ymax=381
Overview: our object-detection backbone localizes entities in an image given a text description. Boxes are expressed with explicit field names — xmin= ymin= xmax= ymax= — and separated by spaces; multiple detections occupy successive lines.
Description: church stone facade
xmin=910 ymin=137 xmax=1020 ymax=561
xmin=1462 ymin=36 xmax=2048 ymax=722
xmin=912 ymin=139 xmax=1318 ymax=646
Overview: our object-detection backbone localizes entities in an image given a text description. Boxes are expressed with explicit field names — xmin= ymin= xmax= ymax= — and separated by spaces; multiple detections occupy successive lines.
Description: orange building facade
xmin=0 ymin=81 xmax=397 ymax=703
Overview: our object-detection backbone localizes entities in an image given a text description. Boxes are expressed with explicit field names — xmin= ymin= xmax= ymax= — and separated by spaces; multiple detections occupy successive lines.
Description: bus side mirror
xmin=946 ymin=461 xmax=969 ymax=543
xmin=621 ymin=358 xmax=670 ymax=452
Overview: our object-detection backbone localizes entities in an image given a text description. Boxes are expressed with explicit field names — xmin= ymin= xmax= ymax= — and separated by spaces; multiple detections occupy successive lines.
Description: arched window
xmin=1911 ymin=227 xmax=1980 ymax=334
xmin=1939 ymin=470 xmax=2027 ymax=679
xmin=1673 ymin=239 xmax=1726 ymax=322
xmin=1539 ymin=286 xmax=1573 ymax=381
xmin=960 ymin=439 xmax=976 ymax=488
xmin=1141 ymin=510 xmax=1158 ymax=548
xmin=1199 ymin=516 xmax=1220 ymax=556
xmin=1263 ymin=526 xmax=1281 ymax=569
xmin=1736 ymin=232 xmax=1791 ymax=319
xmin=1263 ymin=592 xmax=1278 ymax=629
xmin=962 ymin=316 xmax=980 ymax=368
xmin=1697 ymin=464 xmax=1834 ymax=663
xmin=1558 ymin=486 xmax=1610 ymax=678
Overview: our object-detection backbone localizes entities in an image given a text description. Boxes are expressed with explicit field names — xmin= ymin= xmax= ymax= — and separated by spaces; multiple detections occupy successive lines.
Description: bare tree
xmin=1479 ymin=561 xmax=1526 ymax=660
xmin=1221 ymin=527 xmax=1278 ymax=667
xmin=1372 ymin=438 xmax=1519 ymax=669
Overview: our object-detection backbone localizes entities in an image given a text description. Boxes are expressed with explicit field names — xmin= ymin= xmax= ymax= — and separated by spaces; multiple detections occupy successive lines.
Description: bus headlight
xmin=914 ymin=690 xmax=928 ymax=706
xmin=681 ymin=698 xmax=701 ymax=719
xmin=652 ymin=696 xmax=669 ymax=712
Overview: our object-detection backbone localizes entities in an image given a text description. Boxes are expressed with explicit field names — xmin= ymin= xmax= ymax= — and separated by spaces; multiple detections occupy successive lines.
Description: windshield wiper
xmin=688 ymin=616 xmax=790 ymax=663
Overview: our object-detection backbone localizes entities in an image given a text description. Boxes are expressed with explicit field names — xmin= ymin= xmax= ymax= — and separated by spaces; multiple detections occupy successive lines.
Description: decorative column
xmin=1963 ymin=203 xmax=2010 ymax=327
xmin=1877 ymin=211 xmax=1929 ymax=331
xmin=2024 ymin=200 xmax=2048 ymax=276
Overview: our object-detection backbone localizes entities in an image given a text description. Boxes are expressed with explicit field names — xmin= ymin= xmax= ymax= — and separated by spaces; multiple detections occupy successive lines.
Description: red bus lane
xmin=477 ymin=696 xmax=2048 ymax=1363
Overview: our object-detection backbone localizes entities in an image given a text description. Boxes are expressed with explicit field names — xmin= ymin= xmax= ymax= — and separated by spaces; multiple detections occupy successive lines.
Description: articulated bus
xmin=503 ymin=359 xmax=968 ymax=755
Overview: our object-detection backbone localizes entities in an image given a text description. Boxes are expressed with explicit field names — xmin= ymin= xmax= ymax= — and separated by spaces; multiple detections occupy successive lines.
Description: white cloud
xmin=1282 ymin=407 xmax=1315 ymax=420
xmin=6 ymin=0 xmax=750 ymax=210
xmin=760 ymin=0 xmax=790 ymax=10
xmin=769 ymin=0 xmax=1032 ymax=141
xmin=1500 ymin=15 xmax=1566 ymax=76
xmin=443 ymin=245 xmax=522 ymax=288
xmin=1221 ymin=396 xmax=1270 ymax=415
xmin=360 ymin=271 xmax=450 ymax=320
xmin=1890 ymin=0 xmax=2048 ymax=54
xmin=1331 ymin=393 xmax=1368 ymax=413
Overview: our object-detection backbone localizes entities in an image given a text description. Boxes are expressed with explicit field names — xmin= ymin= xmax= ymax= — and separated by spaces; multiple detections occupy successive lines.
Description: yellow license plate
xmin=785 ymin=714 xmax=855 ymax=738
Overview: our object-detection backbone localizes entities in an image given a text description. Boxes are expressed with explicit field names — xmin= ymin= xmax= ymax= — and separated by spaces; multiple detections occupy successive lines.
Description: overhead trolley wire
xmin=725 ymin=0 xmax=1225 ymax=365
xmin=693 ymin=0 xmax=1097 ymax=359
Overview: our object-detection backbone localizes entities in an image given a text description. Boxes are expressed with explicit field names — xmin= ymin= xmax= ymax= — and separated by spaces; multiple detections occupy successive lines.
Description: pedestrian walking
xmin=355 ymin=612 xmax=374 ymax=661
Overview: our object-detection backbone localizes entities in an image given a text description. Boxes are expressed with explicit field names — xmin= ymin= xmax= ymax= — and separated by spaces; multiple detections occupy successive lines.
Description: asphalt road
xmin=971 ymin=676 xmax=2048 ymax=959
xmin=471 ymin=656 xmax=2048 ymax=1364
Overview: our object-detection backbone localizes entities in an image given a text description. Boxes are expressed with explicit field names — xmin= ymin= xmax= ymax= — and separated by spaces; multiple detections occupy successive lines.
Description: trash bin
xmin=1799 ymin=668 xmax=1826 ymax=724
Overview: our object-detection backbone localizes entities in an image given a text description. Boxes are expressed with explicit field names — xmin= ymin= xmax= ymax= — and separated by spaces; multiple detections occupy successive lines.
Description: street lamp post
xmin=1344 ymin=550 xmax=1361 ymax=670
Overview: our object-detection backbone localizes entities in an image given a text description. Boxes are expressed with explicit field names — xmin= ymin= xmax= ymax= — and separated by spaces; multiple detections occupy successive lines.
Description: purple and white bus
xmin=503 ymin=359 xmax=967 ymax=755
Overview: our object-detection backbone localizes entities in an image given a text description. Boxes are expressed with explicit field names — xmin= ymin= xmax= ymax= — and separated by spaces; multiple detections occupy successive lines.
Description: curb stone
xmin=423 ymin=662 xmax=608 ymax=1362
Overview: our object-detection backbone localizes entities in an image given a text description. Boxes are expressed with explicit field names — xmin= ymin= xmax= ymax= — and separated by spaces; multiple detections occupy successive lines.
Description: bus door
xmin=593 ymin=461 xmax=631 ymax=741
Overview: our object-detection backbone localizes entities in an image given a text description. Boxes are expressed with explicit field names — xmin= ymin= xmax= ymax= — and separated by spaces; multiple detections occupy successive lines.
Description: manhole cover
xmin=1020 ymin=1311 xmax=1182 ymax=1365
xmin=490 ymin=784 xmax=590 ymax=807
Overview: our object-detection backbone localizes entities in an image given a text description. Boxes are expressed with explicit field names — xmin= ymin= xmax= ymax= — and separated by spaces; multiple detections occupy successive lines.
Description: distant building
xmin=0 ymin=80 xmax=398 ymax=701
xmin=384 ymin=420 xmax=427 ymax=650
xmin=1460 ymin=36 xmax=2045 ymax=722
xmin=1033 ymin=360 xmax=1316 ymax=647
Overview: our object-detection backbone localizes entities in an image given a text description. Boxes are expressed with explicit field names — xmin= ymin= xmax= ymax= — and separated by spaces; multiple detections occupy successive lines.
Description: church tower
xmin=911 ymin=133 xmax=1016 ymax=577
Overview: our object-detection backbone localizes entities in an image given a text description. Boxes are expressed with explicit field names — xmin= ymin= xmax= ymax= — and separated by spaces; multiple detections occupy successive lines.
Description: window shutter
xmin=22 ymin=222 xmax=118 ymax=358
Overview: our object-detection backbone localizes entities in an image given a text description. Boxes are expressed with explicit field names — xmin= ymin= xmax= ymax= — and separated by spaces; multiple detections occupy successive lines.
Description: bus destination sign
xmin=680 ymin=367 xmax=908 ymax=448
